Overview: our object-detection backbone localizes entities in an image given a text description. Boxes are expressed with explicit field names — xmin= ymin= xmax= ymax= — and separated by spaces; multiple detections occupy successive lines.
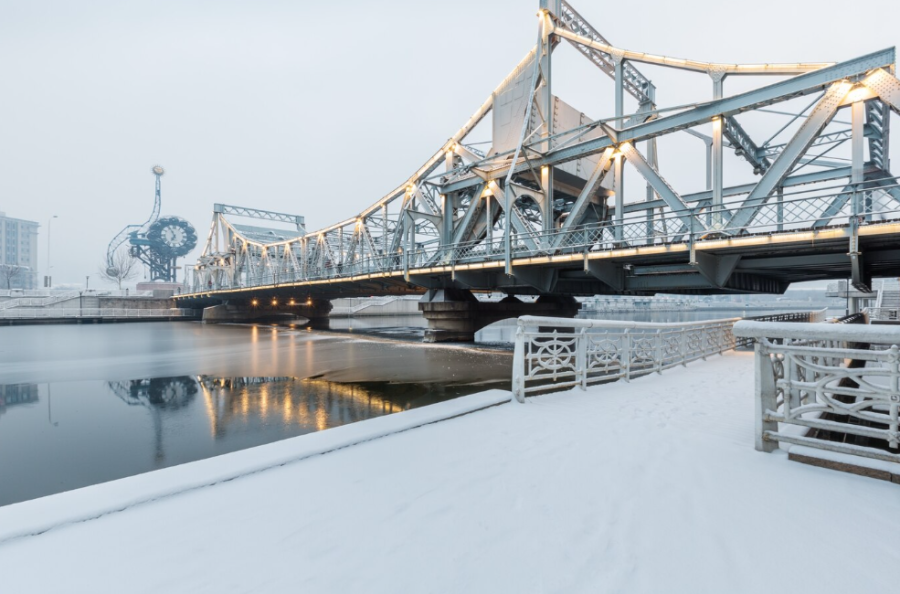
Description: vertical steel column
xmin=849 ymin=100 xmax=866 ymax=314
xmin=613 ymin=152 xmax=624 ymax=242
xmin=504 ymin=183 xmax=513 ymax=275
xmin=441 ymin=194 xmax=453 ymax=248
xmin=337 ymin=227 xmax=343 ymax=268
xmin=485 ymin=194 xmax=493 ymax=253
xmin=442 ymin=148 xmax=455 ymax=252
xmin=776 ymin=186 xmax=784 ymax=232
xmin=382 ymin=204 xmax=388 ymax=267
xmin=403 ymin=214 xmax=410 ymax=280
xmin=614 ymin=56 xmax=624 ymax=128
xmin=613 ymin=53 xmax=626 ymax=243
xmin=852 ymin=101 xmax=866 ymax=188
xmin=539 ymin=11 xmax=554 ymax=237
xmin=711 ymin=74 xmax=725 ymax=228
xmin=645 ymin=138 xmax=658 ymax=245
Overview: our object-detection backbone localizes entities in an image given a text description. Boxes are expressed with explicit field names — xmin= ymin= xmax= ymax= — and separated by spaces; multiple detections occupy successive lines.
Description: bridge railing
xmin=185 ymin=179 xmax=900 ymax=294
xmin=733 ymin=321 xmax=900 ymax=464
xmin=511 ymin=316 xmax=739 ymax=403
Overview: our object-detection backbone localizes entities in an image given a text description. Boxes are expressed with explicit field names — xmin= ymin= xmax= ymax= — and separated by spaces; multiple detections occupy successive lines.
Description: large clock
xmin=147 ymin=216 xmax=197 ymax=258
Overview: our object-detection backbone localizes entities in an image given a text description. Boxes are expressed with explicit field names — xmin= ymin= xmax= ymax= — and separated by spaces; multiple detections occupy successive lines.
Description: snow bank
xmin=733 ymin=320 xmax=900 ymax=344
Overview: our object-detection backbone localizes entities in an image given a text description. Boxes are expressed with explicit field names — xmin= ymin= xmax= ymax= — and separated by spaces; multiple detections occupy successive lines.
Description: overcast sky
xmin=1 ymin=0 xmax=897 ymax=287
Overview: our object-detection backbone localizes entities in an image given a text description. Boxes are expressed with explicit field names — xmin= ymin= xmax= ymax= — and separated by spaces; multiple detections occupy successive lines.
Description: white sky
xmin=1 ymin=0 xmax=897 ymax=286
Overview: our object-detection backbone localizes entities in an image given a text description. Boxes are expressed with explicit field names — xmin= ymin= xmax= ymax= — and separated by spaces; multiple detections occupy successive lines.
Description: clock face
xmin=161 ymin=225 xmax=186 ymax=248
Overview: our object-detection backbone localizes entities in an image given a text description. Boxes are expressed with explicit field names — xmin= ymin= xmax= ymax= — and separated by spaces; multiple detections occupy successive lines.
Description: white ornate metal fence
xmin=512 ymin=316 xmax=740 ymax=403
xmin=733 ymin=321 xmax=900 ymax=464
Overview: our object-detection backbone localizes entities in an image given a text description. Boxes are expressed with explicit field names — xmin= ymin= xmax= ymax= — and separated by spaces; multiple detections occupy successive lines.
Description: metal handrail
xmin=511 ymin=315 xmax=740 ymax=403
xmin=733 ymin=320 xmax=900 ymax=463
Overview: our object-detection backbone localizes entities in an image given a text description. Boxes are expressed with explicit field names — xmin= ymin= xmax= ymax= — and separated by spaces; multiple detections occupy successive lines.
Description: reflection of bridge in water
xmin=176 ymin=0 xmax=900 ymax=341
xmin=109 ymin=375 xmax=433 ymax=447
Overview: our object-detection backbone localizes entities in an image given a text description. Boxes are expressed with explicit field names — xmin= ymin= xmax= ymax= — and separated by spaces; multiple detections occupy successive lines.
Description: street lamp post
xmin=46 ymin=215 xmax=58 ymax=288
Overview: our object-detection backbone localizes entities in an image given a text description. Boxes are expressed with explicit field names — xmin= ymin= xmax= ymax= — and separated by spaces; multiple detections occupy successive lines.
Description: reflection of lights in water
xmin=282 ymin=397 xmax=293 ymax=422
xmin=198 ymin=376 xmax=218 ymax=438
xmin=315 ymin=406 xmax=328 ymax=431
xmin=195 ymin=375 xmax=408 ymax=436
xmin=260 ymin=384 xmax=269 ymax=418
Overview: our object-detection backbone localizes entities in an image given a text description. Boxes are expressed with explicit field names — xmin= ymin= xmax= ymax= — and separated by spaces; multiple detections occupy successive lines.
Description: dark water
xmin=0 ymin=321 xmax=510 ymax=507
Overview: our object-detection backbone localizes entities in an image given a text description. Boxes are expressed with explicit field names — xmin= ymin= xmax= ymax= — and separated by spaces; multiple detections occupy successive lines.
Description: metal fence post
xmin=754 ymin=339 xmax=779 ymax=453
xmin=577 ymin=327 xmax=587 ymax=389
xmin=512 ymin=323 xmax=526 ymax=403
xmin=623 ymin=329 xmax=632 ymax=381
xmin=655 ymin=329 xmax=663 ymax=374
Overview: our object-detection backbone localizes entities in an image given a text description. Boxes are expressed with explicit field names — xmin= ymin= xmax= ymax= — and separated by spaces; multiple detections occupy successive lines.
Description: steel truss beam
xmin=214 ymin=204 xmax=305 ymax=230
xmin=726 ymin=82 xmax=854 ymax=231
xmin=619 ymin=142 xmax=704 ymax=232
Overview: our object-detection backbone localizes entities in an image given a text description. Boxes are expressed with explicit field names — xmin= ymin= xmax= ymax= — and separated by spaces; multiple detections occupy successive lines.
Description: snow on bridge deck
xmin=0 ymin=351 xmax=896 ymax=593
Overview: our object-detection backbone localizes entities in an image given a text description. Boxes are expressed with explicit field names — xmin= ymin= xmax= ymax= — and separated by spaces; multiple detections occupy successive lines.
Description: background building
xmin=0 ymin=212 xmax=39 ymax=289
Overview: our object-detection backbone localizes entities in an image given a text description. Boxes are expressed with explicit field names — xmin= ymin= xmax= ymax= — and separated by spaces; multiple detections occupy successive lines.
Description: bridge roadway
xmin=174 ymin=0 xmax=900 ymax=340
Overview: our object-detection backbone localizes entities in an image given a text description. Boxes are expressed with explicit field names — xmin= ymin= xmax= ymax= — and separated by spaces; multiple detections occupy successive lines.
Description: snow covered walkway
xmin=1 ymin=351 xmax=897 ymax=593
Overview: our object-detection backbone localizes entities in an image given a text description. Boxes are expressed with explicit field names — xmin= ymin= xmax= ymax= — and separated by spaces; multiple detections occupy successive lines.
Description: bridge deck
xmin=177 ymin=219 xmax=900 ymax=305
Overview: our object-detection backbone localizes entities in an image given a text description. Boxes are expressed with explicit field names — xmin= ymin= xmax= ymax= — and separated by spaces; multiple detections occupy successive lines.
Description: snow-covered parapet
xmin=733 ymin=320 xmax=900 ymax=345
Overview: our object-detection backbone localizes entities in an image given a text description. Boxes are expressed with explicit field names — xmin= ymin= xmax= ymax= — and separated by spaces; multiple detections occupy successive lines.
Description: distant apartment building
xmin=0 ymin=211 xmax=39 ymax=289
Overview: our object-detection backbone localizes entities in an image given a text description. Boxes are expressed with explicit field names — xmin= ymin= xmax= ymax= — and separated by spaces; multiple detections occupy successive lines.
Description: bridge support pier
xmin=418 ymin=289 xmax=579 ymax=343
xmin=201 ymin=299 xmax=332 ymax=325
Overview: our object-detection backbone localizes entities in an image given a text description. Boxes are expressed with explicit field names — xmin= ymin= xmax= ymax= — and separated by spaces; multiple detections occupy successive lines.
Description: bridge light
xmin=289 ymin=298 xmax=296 ymax=306
xmin=844 ymin=86 xmax=871 ymax=104
xmin=272 ymin=298 xmax=278 ymax=306
xmin=251 ymin=299 xmax=259 ymax=306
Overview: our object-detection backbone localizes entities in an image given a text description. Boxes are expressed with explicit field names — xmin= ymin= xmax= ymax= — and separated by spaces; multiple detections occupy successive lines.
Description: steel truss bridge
xmin=179 ymin=0 xmax=900 ymax=314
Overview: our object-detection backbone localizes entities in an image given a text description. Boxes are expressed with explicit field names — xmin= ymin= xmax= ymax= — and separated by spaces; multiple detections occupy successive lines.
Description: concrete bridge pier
xmin=201 ymin=299 xmax=333 ymax=325
xmin=418 ymin=289 xmax=579 ymax=342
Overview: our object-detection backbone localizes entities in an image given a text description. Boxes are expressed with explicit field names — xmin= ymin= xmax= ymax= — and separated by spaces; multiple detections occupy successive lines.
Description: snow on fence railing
xmin=732 ymin=321 xmax=900 ymax=464
xmin=0 ymin=292 xmax=81 ymax=309
xmin=865 ymin=307 xmax=900 ymax=322
xmin=0 ymin=308 xmax=197 ymax=319
xmin=512 ymin=316 xmax=740 ymax=403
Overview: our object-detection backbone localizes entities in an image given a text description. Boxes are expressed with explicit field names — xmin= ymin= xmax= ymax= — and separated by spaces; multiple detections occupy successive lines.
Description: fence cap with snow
xmin=733 ymin=320 xmax=900 ymax=344
xmin=517 ymin=315 xmax=740 ymax=330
